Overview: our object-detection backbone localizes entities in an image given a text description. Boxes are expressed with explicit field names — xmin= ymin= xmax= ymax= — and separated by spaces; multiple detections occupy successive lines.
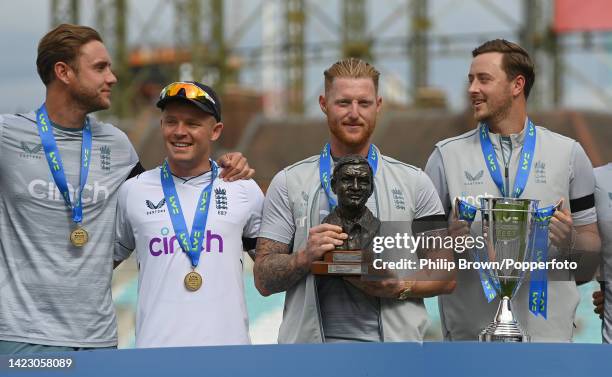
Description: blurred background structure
xmin=2 ymin=0 xmax=612 ymax=346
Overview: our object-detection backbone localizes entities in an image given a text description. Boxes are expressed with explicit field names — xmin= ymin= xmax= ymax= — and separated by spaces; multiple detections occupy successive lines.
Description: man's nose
xmin=174 ymin=122 xmax=188 ymax=135
xmin=468 ymin=80 xmax=479 ymax=95
xmin=348 ymin=101 xmax=359 ymax=118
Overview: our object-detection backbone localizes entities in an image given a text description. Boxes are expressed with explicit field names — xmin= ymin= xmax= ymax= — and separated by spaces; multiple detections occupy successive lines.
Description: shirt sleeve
xmin=569 ymin=142 xmax=597 ymax=226
xmin=114 ymin=179 xmax=136 ymax=262
xmin=242 ymin=180 xmax=265 ymax=238
xmin=424 ymin=148 xmax=451 ymax=218
xmin=414 ymin=169 xmax=445 ymax=219
xmin=258 ymin=170 xmax=295 ymax=245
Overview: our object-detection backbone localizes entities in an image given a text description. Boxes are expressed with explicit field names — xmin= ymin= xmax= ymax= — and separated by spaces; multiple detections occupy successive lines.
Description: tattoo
xmin=246 ymin=248 xmax=256 ymax=262
xmin=254 ymin=238 xmax=309 ymax=295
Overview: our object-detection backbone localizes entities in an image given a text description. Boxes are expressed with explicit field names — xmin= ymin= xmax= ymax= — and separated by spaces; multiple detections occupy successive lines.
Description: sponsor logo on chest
xmin=19 ymin=142 xmax=43 ymax=160
xmin=148 ymin=227 xmax=224 ymax=256
xmin=464 ymin=170 xmax=484 ymax=186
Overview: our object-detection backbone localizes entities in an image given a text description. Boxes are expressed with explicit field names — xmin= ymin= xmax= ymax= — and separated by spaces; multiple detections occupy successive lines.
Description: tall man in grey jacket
xmin=254 ymin=58 xmax=456 ymax=343
xmin=425 ymin=39 xmax=601 ymax=341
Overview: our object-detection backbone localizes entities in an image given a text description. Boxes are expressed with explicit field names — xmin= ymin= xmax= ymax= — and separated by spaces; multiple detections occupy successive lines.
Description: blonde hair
xmin=324 ymin=57 xmax=380 ymax=93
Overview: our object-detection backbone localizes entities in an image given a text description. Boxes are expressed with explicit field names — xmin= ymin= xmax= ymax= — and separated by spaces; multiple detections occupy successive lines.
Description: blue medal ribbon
xmin=319 ymin=143 xmax=378 ymax=210
xmin=456 ymin=199 xmax=499 ymax=302
xmin=475 ymin=120 xmax=542 ymax=307
xmin=529 ymin=204 xmax=556 ymax=318
xmin=160 ymin=159 xmax=218 ymax=268
xmin=36 ymin=104 xmax=92 ymax=226
xmin=479 ymin=120 xmax=536 ymax=198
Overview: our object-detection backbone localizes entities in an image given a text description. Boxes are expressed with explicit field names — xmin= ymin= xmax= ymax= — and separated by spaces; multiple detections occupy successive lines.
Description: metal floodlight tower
xmin=96 ymin=0 xmax=129 ymax=118
xmin=285 ymin=0 xmax=305 ymax=114
xmin=51 ymin=0 xmax=79 ymax=26
xmin=410 ymin=0 xmax=429 ymax=98
xmin=342 ymin=0 xmax=371 ymax=59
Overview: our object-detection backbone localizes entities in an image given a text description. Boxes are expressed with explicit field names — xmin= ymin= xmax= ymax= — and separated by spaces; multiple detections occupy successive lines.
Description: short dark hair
xmin=331 ymin=155 xmax=374 ymax=195
xmin=37 ymin=24 xmax=103 ymax=86
xmin=472 ymin=39 xmax=535 ymax=99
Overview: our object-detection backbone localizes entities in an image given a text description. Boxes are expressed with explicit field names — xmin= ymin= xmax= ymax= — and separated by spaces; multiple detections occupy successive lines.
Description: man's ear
xmin=210 ymin=122 xmax=224 ymax=141
xmin=512 ymin=75 xmax=526 ymax=98
xmin=331 ymin=176 xmax=337 ymax=194
xmin=319 ymin=95 xmax=327 ymax=115
xmin=376 ymin=95 xmax=382 ymax=114
xmin=54 ymin=61 xmax=73 ymax=85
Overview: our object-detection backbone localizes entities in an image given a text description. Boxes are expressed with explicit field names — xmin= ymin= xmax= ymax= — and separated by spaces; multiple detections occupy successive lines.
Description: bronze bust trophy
xmin=311 ymin=155 xmax=380 ymax=275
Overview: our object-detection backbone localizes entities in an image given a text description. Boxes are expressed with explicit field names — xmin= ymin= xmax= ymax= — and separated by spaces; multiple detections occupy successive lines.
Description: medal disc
xmin=70 ymin=227 xmax=89 ymax=247
xmin=184 ymin=271 xmax=203 ymax=291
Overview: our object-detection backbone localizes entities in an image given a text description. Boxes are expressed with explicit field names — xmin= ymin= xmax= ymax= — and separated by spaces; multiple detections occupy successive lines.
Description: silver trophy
xmin=475 ymin=197 xmax=540 ymax=342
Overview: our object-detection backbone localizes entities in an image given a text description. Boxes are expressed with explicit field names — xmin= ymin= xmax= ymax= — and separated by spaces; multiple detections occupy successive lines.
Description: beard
xmin=474 ymin=93 xmax=513 ymax=125
xmin=329 ymin=121 xmax=375 ymax=149
xmin=70 ymin=84 xmax=110 ymax=114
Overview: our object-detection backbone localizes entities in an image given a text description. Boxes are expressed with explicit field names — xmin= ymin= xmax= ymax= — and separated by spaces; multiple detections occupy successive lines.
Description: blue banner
xmin=529 ymin=204 xmax=556 ymax=318
xmin=160 ymin=159 xmax=217 ymax=267
xmin=456 ymin=199 xmax=499 ymax=302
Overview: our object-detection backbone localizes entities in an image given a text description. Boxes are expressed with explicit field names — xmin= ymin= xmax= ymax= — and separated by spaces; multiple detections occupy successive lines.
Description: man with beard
xmin=0 ymin=24 xmax=253 ymax=354
xmin=254 ymin=58 xmax=456 ymax=343
xmin=425 ymin=39 xmax=601 ymax=341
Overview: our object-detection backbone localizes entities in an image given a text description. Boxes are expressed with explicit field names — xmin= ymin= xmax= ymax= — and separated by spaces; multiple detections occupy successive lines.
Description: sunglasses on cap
xmin=159 ymin=82 xmax=219 ymax=119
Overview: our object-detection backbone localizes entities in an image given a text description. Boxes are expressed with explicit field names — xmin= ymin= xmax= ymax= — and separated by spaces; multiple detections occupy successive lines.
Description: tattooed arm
xmin=253 ymin=224 xmax=347 ymax=296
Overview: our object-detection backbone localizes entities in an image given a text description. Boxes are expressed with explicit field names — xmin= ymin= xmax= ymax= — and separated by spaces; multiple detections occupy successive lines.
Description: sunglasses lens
xmin=159 ymin=82 xmax=218 ymax=119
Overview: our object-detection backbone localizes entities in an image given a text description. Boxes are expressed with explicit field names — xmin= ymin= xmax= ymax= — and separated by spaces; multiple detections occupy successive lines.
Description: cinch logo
xmin=148 ymin=227 xmax=224 ymax=256
xmin=457 ymin=192 xmax=494 ymax=207
xmin=27 ymin=179 xmax=109 ymax=203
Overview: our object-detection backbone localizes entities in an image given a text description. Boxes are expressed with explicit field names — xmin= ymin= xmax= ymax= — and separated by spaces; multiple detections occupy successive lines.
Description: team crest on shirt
xmin=464 ymin=170 xmax=484 ymax=185
xmin=391 ymin=188 xmax=406 ymax=211
xmin=534 ymin=161 xmax=546 ymax=184
xmin=100 ymin=145 xmax=111 ymax=171
xmin=215 ymin=187 xmax=228 ymax=215
xmin=145 ymin=198 xmax=166 ymax=215
xmin=19 ymin=142 xmax=43 ymax=160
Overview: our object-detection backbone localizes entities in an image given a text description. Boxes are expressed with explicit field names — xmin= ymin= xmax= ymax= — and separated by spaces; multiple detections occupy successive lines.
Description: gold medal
xmin=70 ymin=227 xmax=89 ymax=247
xmin=184 ymin=270 xmax=203 ymax=291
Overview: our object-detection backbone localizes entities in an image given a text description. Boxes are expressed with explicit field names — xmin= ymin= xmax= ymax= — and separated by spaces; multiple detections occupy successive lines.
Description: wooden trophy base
xmin=311 ymin=250 xmax=363 ymax=276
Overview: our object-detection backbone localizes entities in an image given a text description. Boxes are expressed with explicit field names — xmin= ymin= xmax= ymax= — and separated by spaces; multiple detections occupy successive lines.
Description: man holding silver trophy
xmin=425 ymin=39 xmax=601 ymax=341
